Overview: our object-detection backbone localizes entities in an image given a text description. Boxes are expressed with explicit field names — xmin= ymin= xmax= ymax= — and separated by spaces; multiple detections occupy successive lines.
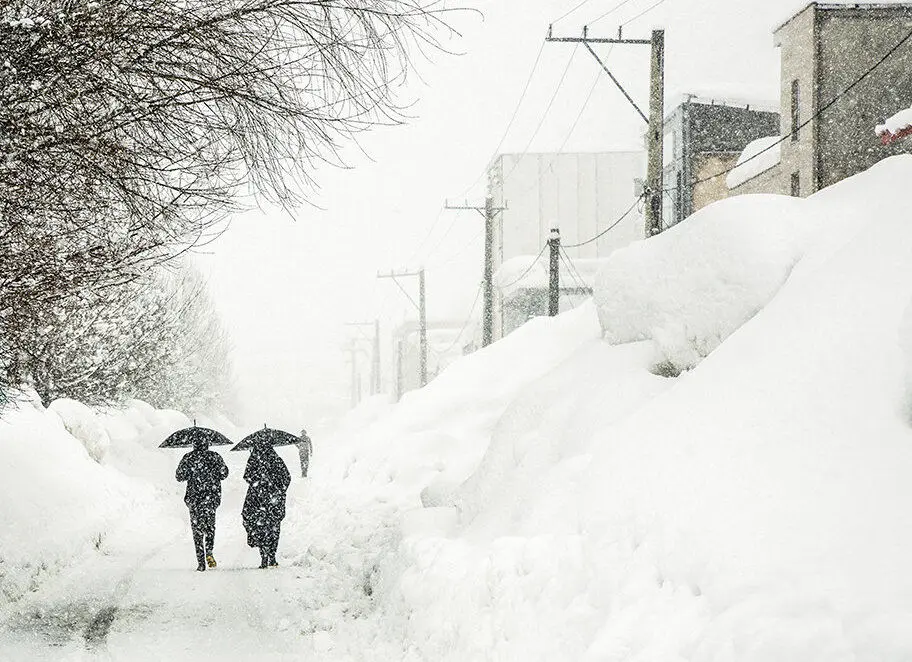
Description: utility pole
xmin=418 ymin=269 xmax=427 ymax=387
xmin=646 ymin=29 xmax=665 ymax=237
xmin=345 ymin=321 xmax=381 ymax=395
xmin=445 ymin=197 xmax=507 ymax=346
xmin=343 ymin=339 xmax=362 ymax=408
xmin=548 ymin=228 xmax=561 ymax=316
xmin=546 ymin=25 xmax=665 ymax=238
xmin=378 ymin=269 xmax=428 ymax=388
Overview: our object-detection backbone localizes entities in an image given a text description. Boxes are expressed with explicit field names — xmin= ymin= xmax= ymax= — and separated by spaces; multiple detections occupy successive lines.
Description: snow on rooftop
xmin=726 ymin=135 xmax=782 ymax=189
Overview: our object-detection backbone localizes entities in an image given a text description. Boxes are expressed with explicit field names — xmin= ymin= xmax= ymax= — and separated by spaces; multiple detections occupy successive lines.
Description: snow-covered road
xmin=0 ymin=449 xmax=398 ymax=662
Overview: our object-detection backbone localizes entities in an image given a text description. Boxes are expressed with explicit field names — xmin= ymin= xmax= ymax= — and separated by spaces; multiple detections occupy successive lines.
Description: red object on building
xmin=879 ymin=125 xmax=912 ymax=145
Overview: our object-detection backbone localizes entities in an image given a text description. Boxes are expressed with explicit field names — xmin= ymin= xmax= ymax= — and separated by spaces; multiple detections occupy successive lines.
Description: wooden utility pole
xmin=378 ymin=269 xmax=428 ymax=388
xmin=343 ymin=339 xmax=363 ymax=408
xmin=418 ymin=269 xmax=427 ymax=387
xmin=646 ymin=29 xmax=665 ymax=237
xmin=548 ymin=228 xmax=561 ymax=316
xmin=545 ymin=26 xmax=665 ymax=238
xmin=445 ymin=197 xmax=507 ymax=347
xmin=345 ymin=321 xmax=381 ymax=395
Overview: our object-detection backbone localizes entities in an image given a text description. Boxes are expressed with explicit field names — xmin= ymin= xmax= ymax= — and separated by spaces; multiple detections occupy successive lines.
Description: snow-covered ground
xmin=4 ymin=155 xmax=912 ymax=660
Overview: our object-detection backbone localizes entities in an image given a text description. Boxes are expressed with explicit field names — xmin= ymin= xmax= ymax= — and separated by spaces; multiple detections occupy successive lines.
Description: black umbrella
xmin=159 ymin=425 xmax=232 ymax=449
xmin=230 ymin=426 xmax=302 ymax=451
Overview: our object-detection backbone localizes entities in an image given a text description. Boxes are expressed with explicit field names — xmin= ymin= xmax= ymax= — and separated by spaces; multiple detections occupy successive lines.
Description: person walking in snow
xmin=176 ymin=438 xmax=230 ymax=572
xmin=296 ymin=429 xmax=312 ymax=478
xmin=242 ymin=440 xmax=291 ymax=568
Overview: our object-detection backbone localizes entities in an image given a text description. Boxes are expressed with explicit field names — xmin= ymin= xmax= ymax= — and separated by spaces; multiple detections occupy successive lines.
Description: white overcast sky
xmin=192 ymin=0 xmax=904 ymax=432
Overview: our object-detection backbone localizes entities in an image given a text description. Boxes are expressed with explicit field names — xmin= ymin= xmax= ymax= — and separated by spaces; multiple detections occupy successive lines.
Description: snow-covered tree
xmin=3 ymin=261 xmax=235 ymax=412
xmin=0 ymin=0 xmax=449 ymax=391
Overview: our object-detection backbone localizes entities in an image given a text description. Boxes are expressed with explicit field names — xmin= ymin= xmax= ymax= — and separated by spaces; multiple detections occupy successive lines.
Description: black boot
xmin=259 ymin=548 xmax=268 ymax=569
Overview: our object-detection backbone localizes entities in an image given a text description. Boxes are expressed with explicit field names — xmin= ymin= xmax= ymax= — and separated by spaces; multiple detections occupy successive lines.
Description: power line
xmin=621 ymin=0 xmax=669 ymax=27
xmin=437 ymin=283 xmax=483 ymax=355
xmin=553 ymin=0 xmax=599 ymax=25
xmin=513 ymin=50 xmax=609 ymax=197
xmin=563 ymin=196 xmax=643 ymax=248
xmin=499 ymin=244 xmax=548 ymax=290
xmin=672 ymin=24 xmax=912 ymax=193
xmin=456 ymin=42 xmax=547 ymax=200
xmin=590 ymin=0 xmax=641 ymax=26
xmin=559 ymin=247 xmax=592 ymax=291
xmin=500 ymin=43 xmax=581 ymax=185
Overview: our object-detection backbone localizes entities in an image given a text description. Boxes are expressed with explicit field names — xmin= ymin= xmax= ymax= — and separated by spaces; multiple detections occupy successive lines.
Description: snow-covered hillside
xmin=323 ymin=155 xmax=912 ymax=660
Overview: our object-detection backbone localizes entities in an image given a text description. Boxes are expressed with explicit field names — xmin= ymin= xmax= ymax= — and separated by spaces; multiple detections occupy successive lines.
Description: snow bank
xmin=593 ymin=193 xmax=815 ymax=373
xmin=323 ymin=302 xmax=602 ymax=506
xmin=725 ymin=135 xmax=782 ymax=189
xmin=0 ymin=395 xmax=142 ymax=602
xmin=48 ymin=398 xmax=111 ymax=462
xmin=0 ymin=395 xmax=225 ymax=607
xmin=335 ymin=155 xmax=912 ymax=660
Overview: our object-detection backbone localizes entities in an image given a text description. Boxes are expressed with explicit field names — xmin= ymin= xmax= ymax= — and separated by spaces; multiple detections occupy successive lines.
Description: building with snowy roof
xmin=731 ymin=2 xmax=912 ymax=198
xmin=662 ymin=96 xmax=780 ymax=225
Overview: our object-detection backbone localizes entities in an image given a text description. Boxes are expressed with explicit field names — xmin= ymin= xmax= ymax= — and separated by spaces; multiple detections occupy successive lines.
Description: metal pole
xmin=548 ymin=228 xmax=560 ymax=316
xmin=372 ymin=319 xmax=381 ymax=395
xmin=483 ymin=196 xmax=495 ymax=347
xmin=419 ymin=268 xmax=428 ymax=387
xmin=646 ymin=29 xmax=665 ymax=237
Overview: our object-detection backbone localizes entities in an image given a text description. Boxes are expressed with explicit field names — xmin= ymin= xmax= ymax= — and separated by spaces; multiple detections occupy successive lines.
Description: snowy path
xmin=0 ymin=454 xmax=399 ymax=662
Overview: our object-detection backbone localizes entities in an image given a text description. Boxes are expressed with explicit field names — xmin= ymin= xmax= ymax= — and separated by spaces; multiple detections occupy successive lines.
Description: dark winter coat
xmin=241 ymin=445 xmax=291 ymax=548
xmin=176 ymin=449 xmax=229 ymax=511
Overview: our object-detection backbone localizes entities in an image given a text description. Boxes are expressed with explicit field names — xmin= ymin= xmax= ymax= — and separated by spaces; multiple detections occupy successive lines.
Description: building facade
xmin=662 ymin=97 xmax=780 ymax=225
xmin=774 ymin=2 xmax=912 ymax=197
xmin=486 ymin=151 xmax=646 ymax=340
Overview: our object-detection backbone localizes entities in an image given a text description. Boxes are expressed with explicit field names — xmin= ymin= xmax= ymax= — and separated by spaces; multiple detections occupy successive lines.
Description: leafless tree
xmin=0 ymin=0 xmax=454 ymax=393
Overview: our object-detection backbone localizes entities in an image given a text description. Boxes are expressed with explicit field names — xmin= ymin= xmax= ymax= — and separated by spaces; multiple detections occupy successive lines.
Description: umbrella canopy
xmin=230 ymin=426 xmax=302 ymax=451
xmin=159 ymin=426 xmax=232 ymax=449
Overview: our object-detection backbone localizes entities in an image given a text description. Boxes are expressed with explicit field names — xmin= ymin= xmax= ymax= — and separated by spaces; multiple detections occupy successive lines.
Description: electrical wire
xmin=455 ymin=41 xmax=547 ymax=200
xmin=499 ymin=244 xmax=548 ymax=290
xmin=589 ymin=0 xmax=640 ymax=26
xmin=563 ymin=196 xmax=643 ymax=248
xmin=560 ymin=247 xmax=592 ymax=290
xmin=621 ymin=0 xmax=668 ymax=27
xmin=558 ymin=249 xmax=592 ymax=306
xmin=437 ymin=283 xmax=484 ymax=355
xmin=552 ymin=0 xmax=600 ymax=25
xmin=500 ymin=43 xmax=581 ymax=186
xmin=671 ymin=24 xmax=912 ymax=193
xmin=513 ymin=49 xmax=609 ymax=197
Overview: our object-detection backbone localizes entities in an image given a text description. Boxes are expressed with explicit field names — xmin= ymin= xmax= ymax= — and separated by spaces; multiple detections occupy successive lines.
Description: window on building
xmin=790 ymin=80 xmax=800 ymax=142
xmin=791 ymin=171 xmax=800 ymax=197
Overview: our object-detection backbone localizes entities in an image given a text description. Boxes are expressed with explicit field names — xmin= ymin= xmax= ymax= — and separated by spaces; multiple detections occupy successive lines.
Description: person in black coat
xmin=242 ymin=441 xmax=291 ymax=568
xmin=176 ymin=438 xmax=229 ymax=571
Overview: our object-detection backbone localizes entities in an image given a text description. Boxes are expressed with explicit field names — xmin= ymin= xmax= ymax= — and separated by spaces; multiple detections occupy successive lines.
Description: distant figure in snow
xmin=242 ymin=440 xmax=291 ymax=568
xmin=175 ymin=438 xmax=229 ymax=572
xmin=296 ymin=429 xmax=312 ymax=478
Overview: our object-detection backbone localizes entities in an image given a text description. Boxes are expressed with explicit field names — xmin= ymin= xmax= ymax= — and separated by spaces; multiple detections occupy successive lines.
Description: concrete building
xmin=486 ymin=151 xmax=646 ymax=340
xmin=732 ymin=2 xmax=912 ymax=198
xmin=487 ymin=151 xmax=646 ymax=263
xmin=662 ymin=96 xmax=780 ymax=225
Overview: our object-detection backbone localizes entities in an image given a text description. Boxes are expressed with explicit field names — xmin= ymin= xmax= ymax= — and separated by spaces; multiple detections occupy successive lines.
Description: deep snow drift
xmin=5 ymin=156 xmax=912 ymax=661
xmin=323 ymin=155 xmax=912 ymax=660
